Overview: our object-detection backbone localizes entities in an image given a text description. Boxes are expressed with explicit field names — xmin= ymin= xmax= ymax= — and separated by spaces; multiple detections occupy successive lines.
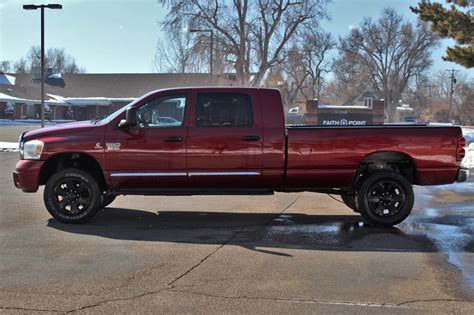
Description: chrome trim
xmin=110 ymin=171 xmax=261 ymax=177
xmin=111 ymin=172 xmax=187 ymax=177
xmin=188 ymin=172 xmax=260 ymax=176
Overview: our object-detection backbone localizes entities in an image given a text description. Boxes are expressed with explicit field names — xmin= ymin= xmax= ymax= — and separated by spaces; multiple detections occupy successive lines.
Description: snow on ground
xmin=462 ymin=127 xmax=474 ymax=169
xmin=0 ymin=119 xmax=74 ymax=126
xmin=0 ymin=142 xmax=19 ymax=152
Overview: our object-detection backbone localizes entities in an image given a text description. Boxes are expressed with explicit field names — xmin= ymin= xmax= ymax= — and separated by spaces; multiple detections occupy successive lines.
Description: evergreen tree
xmin=411 ymin=0 xmax=474 ymax=68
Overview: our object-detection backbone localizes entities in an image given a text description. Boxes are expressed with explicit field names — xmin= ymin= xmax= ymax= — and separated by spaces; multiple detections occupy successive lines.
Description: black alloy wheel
xmin=366 ymin=180 xmax=405 ymax=217
xmin=44 ymin=168 xmax=102 ymax=223
xmin=357 ymin=171 xmax=414 ymax=227
xmin=53 ymin=178 xmax=92 ymax=214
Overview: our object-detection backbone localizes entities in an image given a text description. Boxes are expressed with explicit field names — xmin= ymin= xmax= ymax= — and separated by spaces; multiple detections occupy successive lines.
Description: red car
xmin=13 ymin=87 xmax=469 ymax=226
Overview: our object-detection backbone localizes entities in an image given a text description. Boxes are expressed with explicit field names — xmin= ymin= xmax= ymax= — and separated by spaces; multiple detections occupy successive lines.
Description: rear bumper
xmin=13 ymin=160 xmax=45 ymax=192
xmin=457 ymin=167 xmax=470 ymax=183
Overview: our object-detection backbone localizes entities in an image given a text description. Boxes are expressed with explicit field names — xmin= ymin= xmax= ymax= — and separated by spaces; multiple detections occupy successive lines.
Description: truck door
xmin=105 ymin=93 xmax=189 ymax=189
xmin=186 ymin=91 xmax=264 ymax=188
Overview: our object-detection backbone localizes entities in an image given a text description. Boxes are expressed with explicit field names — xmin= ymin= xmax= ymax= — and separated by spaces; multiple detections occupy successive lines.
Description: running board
xmin=109 ymin=188 xmax=275 ymax=196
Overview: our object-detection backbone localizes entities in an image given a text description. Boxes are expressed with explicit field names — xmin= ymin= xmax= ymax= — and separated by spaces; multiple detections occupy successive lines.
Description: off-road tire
xmin=43 ymin=168 xmax=102 ymax=223
xmin=357 ymin=171 xmax=414 ymax=227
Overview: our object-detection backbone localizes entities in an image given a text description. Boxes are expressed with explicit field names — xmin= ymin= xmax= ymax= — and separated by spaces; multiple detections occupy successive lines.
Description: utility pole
xmin=427 ymin=84 xmax=433 ymax=111
xmin=446 ymin=69 xmax=460 ymax=122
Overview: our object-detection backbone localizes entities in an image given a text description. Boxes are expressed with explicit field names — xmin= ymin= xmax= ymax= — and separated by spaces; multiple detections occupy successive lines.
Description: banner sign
xmin=318 ymin=112 xmax=372 ymax=126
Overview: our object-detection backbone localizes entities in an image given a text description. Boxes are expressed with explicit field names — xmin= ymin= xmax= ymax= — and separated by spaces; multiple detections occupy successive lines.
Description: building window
xmin=364 ymin=98 xmax=373 ymax=108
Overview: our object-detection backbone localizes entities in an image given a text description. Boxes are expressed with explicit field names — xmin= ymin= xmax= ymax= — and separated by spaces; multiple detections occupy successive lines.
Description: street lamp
xmin=23 ymin=4 xmax=63 ymax=128
xmin=189 ymin=29 xmax=213 ymax=76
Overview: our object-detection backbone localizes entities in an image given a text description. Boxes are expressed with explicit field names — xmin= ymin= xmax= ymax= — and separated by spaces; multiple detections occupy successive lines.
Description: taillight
xmin=456 ymin=136 xmax=466 ymax=161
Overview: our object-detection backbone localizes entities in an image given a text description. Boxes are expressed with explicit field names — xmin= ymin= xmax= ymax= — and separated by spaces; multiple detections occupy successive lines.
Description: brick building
xmin=0 ymin=73 xmax=236 ymax=121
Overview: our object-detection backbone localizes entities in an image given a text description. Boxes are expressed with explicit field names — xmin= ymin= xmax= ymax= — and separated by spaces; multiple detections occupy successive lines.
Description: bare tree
xmin=25 ymin=46 xmax=85 ymax=74
xmin=153 ymin=32 xmax=208 ymax=73
xmin=337 ymin=8 xmax=439 ymax=120
xmin=160 ymin=0 xmax=329 ymax=86
xmin=280 ymin=30 xmax=335 ymax=104
xmin=0 ymin=61 xmax=13 ymax=73
xmin=329 ymin=54 xmax=373 ymax=104
xmin=300 ymin=31 xmax=335 ymax=100
xmin=281 ymin=45 xmax=309 ymax=105
xmin=431 ymin=69 xmax=472 ymax=122
xmin=3 ymin=46 xmax=85 ymax=74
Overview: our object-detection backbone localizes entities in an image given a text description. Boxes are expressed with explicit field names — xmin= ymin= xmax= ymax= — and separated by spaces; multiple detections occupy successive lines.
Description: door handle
xmin=241 ymin=135 xmax=260 ymax=141
xmin=164 ymin=136 xmax=183 ymax=142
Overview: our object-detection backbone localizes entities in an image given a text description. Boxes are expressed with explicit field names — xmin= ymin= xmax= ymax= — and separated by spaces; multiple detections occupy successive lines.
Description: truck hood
xmin=24 ymin=121 xmax=97 ymax=141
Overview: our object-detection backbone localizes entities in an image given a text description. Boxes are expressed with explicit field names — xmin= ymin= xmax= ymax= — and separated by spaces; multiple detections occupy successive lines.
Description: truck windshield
xmin=96 ymin=98 xmax=141 ymax=125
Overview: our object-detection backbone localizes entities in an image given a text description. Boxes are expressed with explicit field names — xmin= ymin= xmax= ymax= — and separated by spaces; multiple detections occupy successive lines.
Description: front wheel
xmin=357 ymin=171 xmax=414 ymax=227
xmin=43 ymin=168 xmax=102 ymax=223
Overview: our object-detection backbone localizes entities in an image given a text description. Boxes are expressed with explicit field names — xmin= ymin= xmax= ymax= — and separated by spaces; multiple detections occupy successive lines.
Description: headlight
xmin=22 ymin=140 xmax=44 ymax=160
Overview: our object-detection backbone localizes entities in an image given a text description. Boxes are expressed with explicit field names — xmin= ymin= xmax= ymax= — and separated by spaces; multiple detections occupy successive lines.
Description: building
xmin=0 ymin=73 xmax=236 ymax=120
xmin=301 ymin=98 xmax=385 ymax=125
xmin=346 ymin=90 xmax=379 ymax=107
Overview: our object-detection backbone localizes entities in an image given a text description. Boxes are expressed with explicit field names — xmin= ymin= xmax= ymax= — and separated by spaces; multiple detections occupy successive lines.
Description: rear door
xmin=186 ymin=90 xmax=264 ymax=188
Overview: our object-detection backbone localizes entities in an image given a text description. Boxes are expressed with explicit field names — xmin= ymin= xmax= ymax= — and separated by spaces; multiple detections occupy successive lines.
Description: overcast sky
xmin=0 ymin=0 xmax=471 ymax=76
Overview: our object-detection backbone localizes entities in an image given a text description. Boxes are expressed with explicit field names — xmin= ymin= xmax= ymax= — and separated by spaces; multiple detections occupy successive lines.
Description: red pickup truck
xmin=13 ymin=87 xmax=468 ymax=226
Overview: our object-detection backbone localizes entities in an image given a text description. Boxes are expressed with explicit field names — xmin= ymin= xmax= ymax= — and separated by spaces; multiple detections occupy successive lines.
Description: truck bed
xmin=285 ymin=125 xmax=463 ymax=188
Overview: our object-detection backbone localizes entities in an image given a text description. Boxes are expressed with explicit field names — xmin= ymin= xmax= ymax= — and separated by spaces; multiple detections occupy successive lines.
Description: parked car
xmin=13 ymin=87 xmax=468 ymax=226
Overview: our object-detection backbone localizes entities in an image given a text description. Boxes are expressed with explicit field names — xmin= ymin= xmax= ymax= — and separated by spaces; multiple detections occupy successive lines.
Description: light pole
xmin=189 ymin=29 xmax=213 ymax=76
xmin=23 ymin=4 xmax=62 ymax=128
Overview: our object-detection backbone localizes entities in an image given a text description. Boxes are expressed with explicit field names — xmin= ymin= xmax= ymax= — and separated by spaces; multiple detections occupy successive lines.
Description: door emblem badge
xmin=106 ymin=143 xmax=121 ymax=151
xmin=94 ymin=143 xmax=103 ymax=149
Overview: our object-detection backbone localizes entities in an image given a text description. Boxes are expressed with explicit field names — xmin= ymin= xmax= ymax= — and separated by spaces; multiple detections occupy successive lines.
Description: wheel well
xmin=39 ymin=153 xmax=107 ymax=190
xmin=354 ymin=152 xmax=418 ymax=187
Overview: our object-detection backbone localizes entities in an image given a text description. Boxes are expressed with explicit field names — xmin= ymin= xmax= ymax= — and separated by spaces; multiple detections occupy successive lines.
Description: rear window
xmin=196 ymin=93 xmax=253 ymax=127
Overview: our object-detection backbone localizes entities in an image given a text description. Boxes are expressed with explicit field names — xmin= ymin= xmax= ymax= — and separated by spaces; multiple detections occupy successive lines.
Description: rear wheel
xmin=357 ymin=171 xmax=414 ymax=227
xmin=43 ymin=168 xmax=102 ymax=223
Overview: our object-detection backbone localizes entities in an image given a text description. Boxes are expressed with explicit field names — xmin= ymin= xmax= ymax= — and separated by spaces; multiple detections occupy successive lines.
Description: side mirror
xmin=118 ymin=107 xmax=138 ymax=129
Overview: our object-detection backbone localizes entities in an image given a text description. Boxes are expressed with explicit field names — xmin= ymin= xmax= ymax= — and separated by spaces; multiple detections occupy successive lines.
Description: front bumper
xmin=13 ymin=160 xmax=45 ymax=192
xmin=456 ymin=167 xmax=470 ymax=183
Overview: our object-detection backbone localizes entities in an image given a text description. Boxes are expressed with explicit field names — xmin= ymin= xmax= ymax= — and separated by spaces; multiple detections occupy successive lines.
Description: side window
xmin=196 ymin=93 xmax=253 ymax=127
xmin=137 ymin=95 xmax=186 ymax=128
xmin=364 ymin=98 xmax=373 ymax=108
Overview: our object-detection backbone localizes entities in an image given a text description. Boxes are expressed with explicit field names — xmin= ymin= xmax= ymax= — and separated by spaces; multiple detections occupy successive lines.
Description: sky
xmin=0 ymin=0 xmax=472 ymax=76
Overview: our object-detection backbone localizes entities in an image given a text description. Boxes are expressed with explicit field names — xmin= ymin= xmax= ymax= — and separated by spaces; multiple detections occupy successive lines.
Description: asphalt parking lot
xmin=1 ymin=126 xmax=473 ymax=313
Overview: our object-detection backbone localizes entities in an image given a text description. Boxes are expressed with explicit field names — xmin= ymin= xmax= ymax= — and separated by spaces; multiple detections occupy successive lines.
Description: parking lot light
xmin=22 ymin=4 xmax=63 ymax=128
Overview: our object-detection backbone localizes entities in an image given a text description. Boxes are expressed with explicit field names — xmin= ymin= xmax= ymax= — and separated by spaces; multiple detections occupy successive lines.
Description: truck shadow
xmin=44 ymin=207 xmax=462 ymax=255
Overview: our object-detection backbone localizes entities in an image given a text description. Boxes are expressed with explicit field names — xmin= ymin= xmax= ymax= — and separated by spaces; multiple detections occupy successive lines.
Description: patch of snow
xmin=0 ymin=141 xmax=19 ymax=152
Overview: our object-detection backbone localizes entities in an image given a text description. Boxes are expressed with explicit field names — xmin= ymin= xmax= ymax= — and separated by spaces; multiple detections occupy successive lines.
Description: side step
xmin=109 ymin=188 xmax=275 ymax=196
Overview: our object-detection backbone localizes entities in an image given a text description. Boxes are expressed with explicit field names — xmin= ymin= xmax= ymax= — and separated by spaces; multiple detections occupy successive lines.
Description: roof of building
xmin=355 ymin=90 xmax=378 ymax=101
xmin=1 ymin=73 xmax=237 ymax=102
